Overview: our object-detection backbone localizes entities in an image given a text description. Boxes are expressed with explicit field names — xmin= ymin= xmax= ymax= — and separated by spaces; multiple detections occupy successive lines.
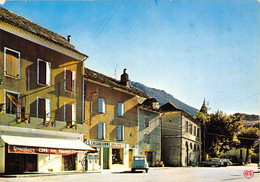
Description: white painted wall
xmin=0 ymin=139 xmax=5 ymax=173
xmin=38 ymin=154 xmax=62 ymax=172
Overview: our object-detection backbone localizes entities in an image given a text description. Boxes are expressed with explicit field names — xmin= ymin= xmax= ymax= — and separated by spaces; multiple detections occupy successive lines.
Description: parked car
xmin=222 ymin=156 xmax=245 ymax=165
xmin=220 ymin=159 xmax=233 ymax=166
xmin=131 ymin=155 xmax=149 ymax=173
xmin=201 ymin=158 xmax=224 ymax=167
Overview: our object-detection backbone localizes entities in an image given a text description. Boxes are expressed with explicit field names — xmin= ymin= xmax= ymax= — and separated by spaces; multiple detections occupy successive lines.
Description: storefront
xmin=0 ymin=134 xmax=94 ymax=174
xmin=86 ymin=140 xmax=133 ymax=170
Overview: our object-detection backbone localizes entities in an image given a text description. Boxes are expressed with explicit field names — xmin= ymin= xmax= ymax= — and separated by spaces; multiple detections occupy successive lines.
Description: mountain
xmin=130 ymin=81 xmax=199 ymax=116
xmin=234 ymin=113 xmax=260 ymax=121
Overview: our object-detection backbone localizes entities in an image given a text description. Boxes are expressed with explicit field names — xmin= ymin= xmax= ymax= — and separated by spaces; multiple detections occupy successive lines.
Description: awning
xmin=0 ymin=135 xmax=95 ymax=155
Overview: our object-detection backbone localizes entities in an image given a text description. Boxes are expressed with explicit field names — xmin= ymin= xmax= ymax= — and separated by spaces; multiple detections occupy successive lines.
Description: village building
xmin=0 ymin=7 xmax=94 ymax=174
xmin=138 ymin=98 xmax=161 ymax=167
xmin=160 ymin=102 xmax=202 ymax=167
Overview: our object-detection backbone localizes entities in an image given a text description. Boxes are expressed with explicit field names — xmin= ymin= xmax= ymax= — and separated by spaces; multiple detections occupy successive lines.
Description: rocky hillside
xmin=130 ymin=81 xmax=198 ymax=116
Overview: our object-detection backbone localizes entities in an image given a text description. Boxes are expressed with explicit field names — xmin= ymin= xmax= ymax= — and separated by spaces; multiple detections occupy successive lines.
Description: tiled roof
xmin=0 ymin=7 xmax=87 ymax=57
xmin=85 ymin=68 xmax=150 ymax=98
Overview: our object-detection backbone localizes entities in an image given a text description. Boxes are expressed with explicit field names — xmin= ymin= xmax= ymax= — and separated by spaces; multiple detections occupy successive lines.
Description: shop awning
xmin=0 ymin=135 xmax=95 ymax=155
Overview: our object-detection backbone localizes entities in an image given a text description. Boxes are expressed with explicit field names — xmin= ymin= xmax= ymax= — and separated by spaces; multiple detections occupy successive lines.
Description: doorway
xmin=103 ymin=148 xmax=109 ymax=169
xmin=63 ymin=154 xmax=76 ymax=171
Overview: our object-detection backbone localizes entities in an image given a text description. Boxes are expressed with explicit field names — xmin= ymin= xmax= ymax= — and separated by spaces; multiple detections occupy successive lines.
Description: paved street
xmin=0 ymin=165 xmax=259 ymax=182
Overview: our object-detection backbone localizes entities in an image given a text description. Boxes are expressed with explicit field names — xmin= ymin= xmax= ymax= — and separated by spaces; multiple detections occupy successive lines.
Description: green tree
xmin=237 ymin=126 xmax=259 ymax=163
xmin=204 ymin=111 xmax=244 ymax=157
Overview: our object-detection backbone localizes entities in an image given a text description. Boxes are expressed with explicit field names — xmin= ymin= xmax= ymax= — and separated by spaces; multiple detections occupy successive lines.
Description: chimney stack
xmin=120 ymin=68 xmax=129 ymax=87
xmin=67 ymin=35 xmax=71 ymax=42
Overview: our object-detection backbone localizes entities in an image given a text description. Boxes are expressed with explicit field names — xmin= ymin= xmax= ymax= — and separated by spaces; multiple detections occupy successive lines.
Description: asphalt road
xmin=1 ymin=165 xmax=259 ymax=182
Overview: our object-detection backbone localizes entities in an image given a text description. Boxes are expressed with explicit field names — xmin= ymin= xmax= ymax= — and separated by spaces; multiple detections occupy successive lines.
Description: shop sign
xmin=86 ymin=140 xmax=110 ymax=147
xmin=110 ymin=142 xmax=125 ymax=148
xmin=8 ymin=145 xmax=78 ymax=155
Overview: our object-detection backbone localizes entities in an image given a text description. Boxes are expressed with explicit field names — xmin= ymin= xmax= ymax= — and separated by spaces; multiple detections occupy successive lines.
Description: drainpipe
xmin=180 ymin=112 xmax=183 ymax=167
xmin=82 ymin=57 xmax=87 ymax=124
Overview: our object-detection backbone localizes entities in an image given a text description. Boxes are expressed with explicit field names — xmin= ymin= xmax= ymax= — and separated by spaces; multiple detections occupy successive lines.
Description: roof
xmin=140 ymin=98 xmax=160 ymax=111
xmin=0 ymin=7 xmax=87 ymax=58
xmin=160 ymin=102 xmax=201 ymax=125
xmin=85 ymin=68 xmax=150 ymax=98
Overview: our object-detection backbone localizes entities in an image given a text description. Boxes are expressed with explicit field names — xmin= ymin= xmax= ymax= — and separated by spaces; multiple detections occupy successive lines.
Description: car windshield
xmin=134 ymin=157 xmax=145 ymax=161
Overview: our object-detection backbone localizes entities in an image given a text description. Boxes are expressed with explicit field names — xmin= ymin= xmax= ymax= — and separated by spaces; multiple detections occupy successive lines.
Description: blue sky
xmin=2 ymin=0 xmax=260 ymax=115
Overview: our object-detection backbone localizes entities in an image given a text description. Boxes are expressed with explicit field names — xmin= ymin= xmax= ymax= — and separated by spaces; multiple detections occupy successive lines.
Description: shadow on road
xmin=112 ymin=171 xmax=145 ymax=174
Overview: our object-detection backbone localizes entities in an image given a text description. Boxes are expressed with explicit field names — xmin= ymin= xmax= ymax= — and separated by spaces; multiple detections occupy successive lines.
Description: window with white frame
xmin=117 ymin=125 xmax=124 ymax=141
xmin=144 ymin=116 xmax=150 ymax=127
xmin=98 ymin=98 xmax=105 ymax=113
xmin=64 ymin=69 xmax=75 ymax=92
xmin=97 ymin=122 xmax=106 ymax=139
xmin=37 ymin=97 xmax=51 ymax=121
xmin=4 ymin=47 xmax=20 ymax=78
xmin=117 ymin=103 xmax=124 ymax=117
xmin=5 ymin=91 xmax=20 ymax=115
xmin=37 ymin=59 xmax=51 ymax=86
xmin=64 ymin=103 xmax=76 ymax=124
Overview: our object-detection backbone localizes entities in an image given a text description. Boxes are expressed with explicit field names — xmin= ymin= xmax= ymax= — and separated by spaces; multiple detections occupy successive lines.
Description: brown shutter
xmin=65 ymin=103 xmax=72 ymax=123
xmin=66 ymin=70 xmax=72 ymax=91
xmin=38 ymin=98 xmax=46 ymax=119
xmin=39 ymin=61 xmax=46 ymax=84
xmin=6 ymin=49 xmax=19 ymax=77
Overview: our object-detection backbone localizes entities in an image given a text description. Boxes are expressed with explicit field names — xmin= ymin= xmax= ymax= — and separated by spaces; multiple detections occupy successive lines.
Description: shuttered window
xmin=37 ymin=59 xmax=51 ymax=86
xmin=117 ymin=103 xmax=124 ymax=117
xmin=65 ymin=69 xmax=75 ymax=92
xmin=98 ymin=98 xmax=105 ymax=113
xmin=37 ymin=98 xmax=51 ymax=121
xmin=4 ymin=48 xmax=20 ymax=78
xmin=97 ymin=122 xmax=106 ymax=139
xmin=64 ymin=103 xmax=76 ymax=124
xmin=117 ymin=125 xmax=124 ymax=141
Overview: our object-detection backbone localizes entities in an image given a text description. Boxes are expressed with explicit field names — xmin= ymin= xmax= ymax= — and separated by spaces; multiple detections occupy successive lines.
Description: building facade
xmin=84 ymin=68 xmax=149 ymax=170
xmin=160 ymin=102 xmax=201 ymax=167
xmin=0 ymin=7 xmax=93 ymax=174
xmin=138 ymin=98 xmax=161 ymax=167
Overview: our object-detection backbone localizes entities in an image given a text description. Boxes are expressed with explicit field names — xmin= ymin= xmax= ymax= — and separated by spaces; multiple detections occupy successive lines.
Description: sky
xmin=2 ymin=0 xmax=260 ymax=115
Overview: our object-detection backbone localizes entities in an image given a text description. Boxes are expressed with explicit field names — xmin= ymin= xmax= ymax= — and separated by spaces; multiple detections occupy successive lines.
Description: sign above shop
xmin=8 ymin=145 xmax=79 ymax=155
xmin=86 ymin=140 xmax=126 ymax=148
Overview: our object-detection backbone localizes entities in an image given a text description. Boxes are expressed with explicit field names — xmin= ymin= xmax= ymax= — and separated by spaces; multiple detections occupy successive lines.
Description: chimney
xmin=120 ymin=68 xmax=129 ymax=87
xmin=67 ymin=35 xmax=71 ymax=42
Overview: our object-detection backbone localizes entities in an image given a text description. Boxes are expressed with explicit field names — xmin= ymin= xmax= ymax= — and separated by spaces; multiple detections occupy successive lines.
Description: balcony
xmin=0 ymin=113 xmax=88 ymax=135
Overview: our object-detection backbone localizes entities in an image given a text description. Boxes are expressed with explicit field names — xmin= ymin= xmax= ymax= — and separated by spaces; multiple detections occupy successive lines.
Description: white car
xmin=131 ymin=155 xmax=149 ymax=173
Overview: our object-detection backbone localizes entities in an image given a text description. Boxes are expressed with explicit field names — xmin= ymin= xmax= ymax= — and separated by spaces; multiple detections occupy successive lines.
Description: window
xmin=64 ymin=69 xmax=75 ymax=92
xmin=117 ymin=103 xmax=124 ymax=117
xmin=185 ymin=121 xmax=189 ymax=132
xmin=5 ymin=91 xmax=20 ymax=115
xmin=112 ymin=149 xmax=123 ymax=164
xmin=190 ymin=123 xmax=193 ymax=134
xmin=117 ymin=125 xmax=124 ymax=141
xmin=97 ymin=122 xmax=106 ymax=139
xmin=144 ymin=116 xmax=150 ymax=127
xmin=4 ymin=47 xmax=20 ymax=78
xmin=194 ymin=126 xmax=197 ymax=136
xmin=145 ymin=133 xmax=151 ymax=144
xmin=37 ymin=59 xmax=51 ymax=86
xmin=197 ymin=128 xmax=200 ymax=137
xmin=64 ymin=103 xmax=76 ymax=124
xmin=194 ymin=144 xmax=196 ymax=151
xmin=98 ymin=98 xmax=105 ymax=113
xmin=37 ymin=97 xmax=51 ymax=121
xmin=190 ymin=143 xmax=192 ymax=149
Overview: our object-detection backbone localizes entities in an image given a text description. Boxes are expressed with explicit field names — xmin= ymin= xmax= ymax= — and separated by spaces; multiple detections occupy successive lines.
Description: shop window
xmin=64 ymin=103 xmax=76 ymax=124
xmin=64 ymin=69 xmax=75 ymax=92
xmin=98 ymin=98 xmax=105 ymax=113
xmin=185 ymin=121 xmax=189 ymax=132
xmin=5 ymin=91 xmax=20 ymax=115
xmin=144 ymin=116 xmax=150 ymax=127
xmin=37 ymin=97 xmax=51 ymax=121
xmin=117 ymin=125 xmax=124 ymax=141
xmin=97 ymin=122 xmax=106 ymax=139
xmin=112 ymin=149 xmax=123 ymax=164
xmin=37 ymin=59 xmax=51 ymax=86
xmin=117 ymin=103 xmax=124 ymax=117
xmin=4 ymin=47 xmax=20 ymax=79
xmin=194 ymin=126 xmax=197 ymax=136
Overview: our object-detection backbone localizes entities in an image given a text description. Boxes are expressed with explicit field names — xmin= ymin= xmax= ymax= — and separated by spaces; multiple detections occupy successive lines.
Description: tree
xmin=237 ymin=127 xmax=259 ymax=163
xmin=204 ymin=111 xmax=244 ymax=157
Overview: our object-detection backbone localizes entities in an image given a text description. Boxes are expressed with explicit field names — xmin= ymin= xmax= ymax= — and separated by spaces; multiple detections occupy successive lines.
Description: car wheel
xmin=131 ymin=169 xmax=135 ymax=173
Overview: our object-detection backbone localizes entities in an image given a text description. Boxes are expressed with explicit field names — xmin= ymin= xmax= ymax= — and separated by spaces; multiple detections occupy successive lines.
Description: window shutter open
xmin=65 ymin=69 xmax=72 ymax=91
xmin=5 ymin=49 xmax=19 ymax=77
xmin=117 ymin=125 xmax=124 ymax=141
xmin=98 ymin=122 xmax=105 ymax=139
xmin=46 ymin=62 xmax=51 ymax=86
xmin=39 ymin=60 xmax=46 ymax=84
xmin=72 ymin=71 xmax=76 ymax=92
xmin=103 ymin=123 xmax=106 ymax=139
xmin=72 ymin=104 xmax=76 ymax=124
xmin=65 ymin=103 xmax=72 ymax=123
xmin=45 ymin=99 xmax=51 ymax=121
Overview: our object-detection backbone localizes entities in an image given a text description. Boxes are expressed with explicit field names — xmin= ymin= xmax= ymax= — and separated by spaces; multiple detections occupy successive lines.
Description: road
xmin=0 ymin=165 xmax=259 ymax=182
